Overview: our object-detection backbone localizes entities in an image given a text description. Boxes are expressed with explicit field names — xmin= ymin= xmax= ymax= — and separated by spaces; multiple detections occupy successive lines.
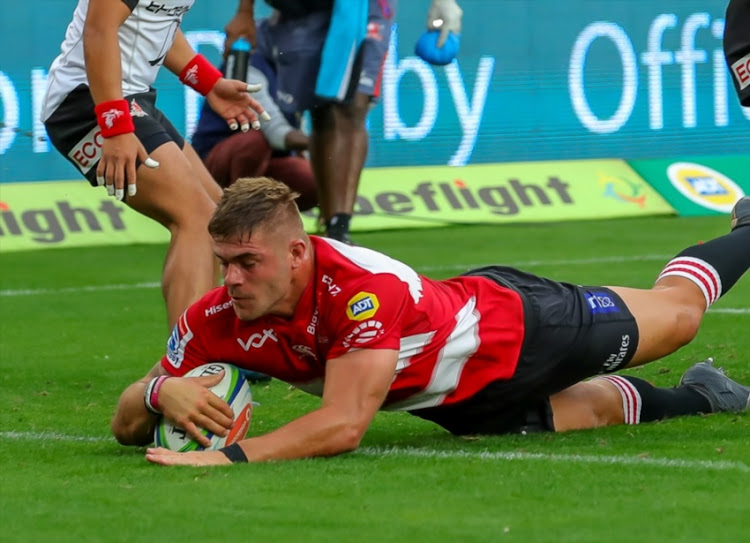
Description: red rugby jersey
xmin=161 ymin=236 xmax=526 ymax=410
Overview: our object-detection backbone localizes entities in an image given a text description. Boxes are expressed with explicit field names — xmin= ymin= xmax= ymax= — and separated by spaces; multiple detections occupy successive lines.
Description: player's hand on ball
xmin=207 ymin=78 xmax=271 ymax=133
xmin=145 ymin=447 xmax=232 ymax=466
xmin=157 ymin=371 xmax=235 ymax=448
xmin=426 ymin=0 xmax=463 ymax=47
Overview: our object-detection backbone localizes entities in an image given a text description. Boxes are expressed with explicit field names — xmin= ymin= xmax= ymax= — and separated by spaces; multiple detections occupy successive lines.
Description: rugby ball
xmin=154 ymin=363 xmax=253 ymax=452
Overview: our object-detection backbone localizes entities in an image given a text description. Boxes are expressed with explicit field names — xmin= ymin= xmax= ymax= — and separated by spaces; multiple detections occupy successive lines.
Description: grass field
xmin=1 ymin=215 xmax=749 ymax=543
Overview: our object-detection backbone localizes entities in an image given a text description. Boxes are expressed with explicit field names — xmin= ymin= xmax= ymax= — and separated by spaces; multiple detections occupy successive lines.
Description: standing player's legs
xmin=126 ymin=141 xmax=220 ymax=329
xmin=309 ymin=93 xmax=370 ymax=241
xmin=308 ymin=0 xmax=395 ymax=242
xmin=45 ymin=88 xmax=223 ymax=329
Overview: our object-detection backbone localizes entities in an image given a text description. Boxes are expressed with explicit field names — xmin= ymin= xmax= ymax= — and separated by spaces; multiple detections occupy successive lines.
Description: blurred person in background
xmin=191 ymin=18 xmax=318 ymax=213
xmin=222 ymin=0 xmax=463 ymax=244
xmin=41 ymin=0 xmax=269 ymax=329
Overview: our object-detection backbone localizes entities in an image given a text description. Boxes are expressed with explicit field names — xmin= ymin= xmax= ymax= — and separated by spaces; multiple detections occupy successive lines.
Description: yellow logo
xmin=346 ymin=292 xmax=380 ymax=321
xmin=667 ymin=162 xmax=744 ymax=213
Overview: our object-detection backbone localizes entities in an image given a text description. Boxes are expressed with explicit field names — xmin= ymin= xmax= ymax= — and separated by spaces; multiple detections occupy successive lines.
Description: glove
xmin=425 ymin=0 xmax=463 ymax=48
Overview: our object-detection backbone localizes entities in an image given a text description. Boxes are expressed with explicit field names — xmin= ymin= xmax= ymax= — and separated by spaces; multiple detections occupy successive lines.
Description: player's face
xmin=214 ymin=229 xmax=296 ymax=320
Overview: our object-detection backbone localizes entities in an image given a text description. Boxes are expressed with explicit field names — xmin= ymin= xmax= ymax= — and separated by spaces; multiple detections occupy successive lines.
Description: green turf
xmin=1 ymin=216 xmax=748 ymax=543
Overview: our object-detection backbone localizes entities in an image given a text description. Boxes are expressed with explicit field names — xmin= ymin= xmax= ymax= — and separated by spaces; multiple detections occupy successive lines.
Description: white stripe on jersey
xmin=397 ymin=332 xmax=436 ymax=371
xmin=42 ymin=0 xmax=195 ymax=121
xmin=320 ymin=237 xmax=424 ymax=303
xmin=386 ymin=297 xmax=480 ymax=411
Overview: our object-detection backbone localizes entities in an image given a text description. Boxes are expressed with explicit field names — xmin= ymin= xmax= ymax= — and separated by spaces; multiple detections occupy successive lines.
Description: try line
xmin=2 ymin=431 xmax=747 ymax=473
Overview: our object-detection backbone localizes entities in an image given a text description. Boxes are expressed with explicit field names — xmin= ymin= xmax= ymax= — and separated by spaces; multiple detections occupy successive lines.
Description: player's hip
xmin=43 ymin=85 xmax=183 ymax=185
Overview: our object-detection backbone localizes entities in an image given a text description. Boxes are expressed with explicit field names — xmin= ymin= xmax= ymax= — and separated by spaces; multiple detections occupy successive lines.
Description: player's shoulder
xmin=312 ymin=236 xmax=423 ymax=303
xmin=186 ymin=286 xmax=234 ymax=321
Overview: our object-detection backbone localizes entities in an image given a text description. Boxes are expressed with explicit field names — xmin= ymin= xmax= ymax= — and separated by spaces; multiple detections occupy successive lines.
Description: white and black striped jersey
xmin=42 ymin=0 xmax=195 ymax=121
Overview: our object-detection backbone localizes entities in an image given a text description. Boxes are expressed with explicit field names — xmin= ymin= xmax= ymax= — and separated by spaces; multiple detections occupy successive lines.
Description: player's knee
xmin=331 ymin=101 xmax=368 ymax=127
xmin=668 ymin=303 xmax=703 ymax=348
xmin=169 ymin=196 xmax=216 ymax=231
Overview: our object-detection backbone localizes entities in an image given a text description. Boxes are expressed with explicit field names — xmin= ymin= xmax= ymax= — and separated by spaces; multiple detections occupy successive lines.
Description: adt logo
xmin=346 ymin=292 xmax=380 ymax=321
xmin=667 ymin=162 xmax=745 ymax=213
xmin=586 ymin=291 xmax=621 ymax=314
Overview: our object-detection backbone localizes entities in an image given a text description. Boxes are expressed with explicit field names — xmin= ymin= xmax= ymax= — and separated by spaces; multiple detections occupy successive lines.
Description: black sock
xmin=656 ymin=227 xmax=750 ymax=307
xmin=326 ymin=213 xmax=351 ymax=237
xmin=598 ymin=375 xmax=711 ymax=424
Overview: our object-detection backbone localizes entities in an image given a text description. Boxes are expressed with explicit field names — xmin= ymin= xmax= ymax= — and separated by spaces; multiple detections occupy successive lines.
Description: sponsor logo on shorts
xmin=666 ymin=162 xmax=745 ymax=213
xmin=604 ymin=334 xmax=631 ymax=371
xmin=730 ymin=52 xmax=750 ymax=90
xmin=166 ymin=312 xmax=194 ymax=368
xmin=586 ymin=291 xmax=620 ymax=314
xmin=68 ymin=125 xmax=103 ymax=174
xmin=346 ymin=292 xmax=380 ymax=321
xmin=343 ymin=320 xmax=384 ymax=348
xmin=130 ymin=99 xmax=148 ymax=117
xmin=237 ymin=328 xmax=278 ymax=351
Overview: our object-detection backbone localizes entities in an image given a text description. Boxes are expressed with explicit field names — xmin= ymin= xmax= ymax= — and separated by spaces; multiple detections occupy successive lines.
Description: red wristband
xmin=94 ymin=99 xmax=134 ymax=138
xmin=179 ymin=54 xmax=222 ymax=96
xmin=149 ymin=375 xmax=171 ymax=413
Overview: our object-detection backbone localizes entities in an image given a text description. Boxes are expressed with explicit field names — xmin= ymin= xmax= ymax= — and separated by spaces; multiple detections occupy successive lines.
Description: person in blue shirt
xmin=222 ymin=1 xmax=461 ymax=243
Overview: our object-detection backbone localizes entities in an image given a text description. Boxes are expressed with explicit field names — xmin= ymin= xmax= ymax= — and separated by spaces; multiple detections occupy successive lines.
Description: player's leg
xmin=551 ymin=356 xmax=750 ymax=431
xmin=309 ymin=93 xmax=370 ymax=242
xmin=724 ymin=0 xmax=750 ymax=108
xmin=309 ymin=0 xmax=395 ymax=242
xmin=609 ymin=204 xmax=750 ymax=366
xmin=127 ymin=141 xmax=219 ymax=328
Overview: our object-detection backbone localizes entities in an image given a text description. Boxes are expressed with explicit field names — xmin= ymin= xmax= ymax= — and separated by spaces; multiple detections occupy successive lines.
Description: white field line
xmin=0 ymin=281 xmax=160 ymax=297
xmin=1 ymin=431 xmax=748 ymax=473
xmin=0 ymin=254 xmax=673 ymax=297
xmin=0 ymin=253 xmax=747 ymax=315
xmin=359 ymin=446 xmax=750 ymax=472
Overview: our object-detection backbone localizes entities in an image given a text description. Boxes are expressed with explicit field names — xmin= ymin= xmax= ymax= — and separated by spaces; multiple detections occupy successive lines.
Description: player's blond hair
xmin=208 ymin=177 xmax=303 ymax=241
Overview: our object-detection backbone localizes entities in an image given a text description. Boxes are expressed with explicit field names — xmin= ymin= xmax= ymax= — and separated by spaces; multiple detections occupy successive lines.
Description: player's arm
xmin=165 ymin=29 xmax=269 ymax=132
xmin=83 ymin=0 xmax=157 ymax=200
xmin=83 ymin=0 xmax=130 ymax=105
xmin=146 ymin=348 xmax=398 ymax=465
xmin=247 ymin=68 xmax=304 ymax=150
xmin=111 ymin=361 xmax=235 ymax=447
xmin=224 ymin=0 xmax=256 ymax=57
xmin=111 ymin=362 xmax=170 ymax=446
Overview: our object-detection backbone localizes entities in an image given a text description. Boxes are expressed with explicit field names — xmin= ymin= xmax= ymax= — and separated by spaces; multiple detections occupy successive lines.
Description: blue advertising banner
xmin=1 ymin=1 xmax=748 ymax=184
